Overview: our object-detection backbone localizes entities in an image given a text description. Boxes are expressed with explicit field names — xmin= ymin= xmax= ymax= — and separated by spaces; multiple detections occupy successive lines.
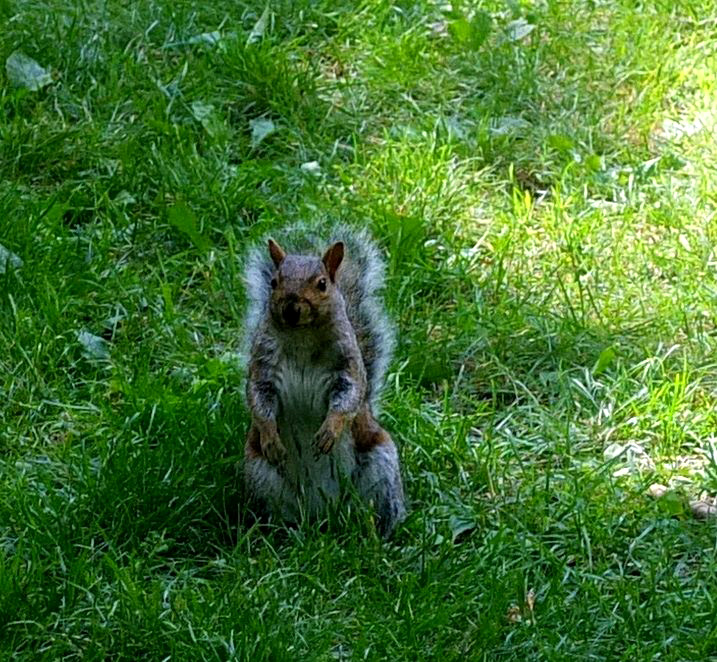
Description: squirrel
xmin=242 ymin=223 xmax=406 ymax=538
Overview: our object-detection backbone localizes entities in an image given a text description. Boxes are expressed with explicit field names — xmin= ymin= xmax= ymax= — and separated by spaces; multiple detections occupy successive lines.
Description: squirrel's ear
xmin=268 ymin=239 xmax=286 ymax=268
xmin=322 ymin=241 xmax=344 ymax=282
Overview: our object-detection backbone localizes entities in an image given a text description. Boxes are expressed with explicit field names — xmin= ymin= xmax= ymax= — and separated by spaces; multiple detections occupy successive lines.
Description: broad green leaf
xmin=300 ymin=160 xmax=322 ymax=175
xmin=247 ymin=6 xmax=270 ymax=45
xmin=6 ymin=51 xmax=52 ymax=91
xmin=450 ymin=17 xmax=472 ymax=43
xmin=405 ymin=351 xmax=453 ymax=386
xmin=593 ymin=346 xmax=616 ymax=376
xmin=449 ymin=11 xmax=491 ymax=50
xmin=250 ymin=117 xmax=276 ymax=147
xmin=114 ymin=190 xmax=136 ymax=206
xmin=449 ymin=515 xmax=476 ymax=543
xmin=585 ymin=153 xmax=602 ymax=171
xmin=188 ymin=31 xmax=222 ymax=46
xmin=77 ymin=330 xmax=110 ymax=361
xmin=547 ymin=134 xmax=575 ymax=152
xmin=191 ymin=101 xmax=215 ymax=124
xmin=192 ymin=101 xmax=225 ymax=138
xmin=469 ymin=11 xmax=492 ymax=48
xmin=0 ymin=243 xmax=22 ymax=273
xmin=490 ymin=116 xmax=530 ymax=136
xmin=658 ymin=490 xmax=686 ymax=517
xmin=168 ymin=202 xmax=211 ymax=252
xmin=507 ymin=19 xmax=535 ymax=41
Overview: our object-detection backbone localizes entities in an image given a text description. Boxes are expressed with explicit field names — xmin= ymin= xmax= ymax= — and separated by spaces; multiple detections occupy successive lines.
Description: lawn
xmin=2 ymin=0 xmax=717 ymax=659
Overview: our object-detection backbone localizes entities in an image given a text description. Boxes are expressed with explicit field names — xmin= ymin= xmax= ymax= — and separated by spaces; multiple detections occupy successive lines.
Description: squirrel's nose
xmin=282 ymin=302 xmax=301 ymax=326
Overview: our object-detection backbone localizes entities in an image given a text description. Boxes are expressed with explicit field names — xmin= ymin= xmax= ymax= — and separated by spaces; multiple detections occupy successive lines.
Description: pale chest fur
xmin=275 ymin=353 xmax=334 ymax=426
xmin=273 ymin=337 xmax=356 ymax=508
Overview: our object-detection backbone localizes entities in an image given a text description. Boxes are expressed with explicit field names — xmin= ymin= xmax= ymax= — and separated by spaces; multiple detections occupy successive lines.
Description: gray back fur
xmin=243 ymin=223 xmax=395 ymax=410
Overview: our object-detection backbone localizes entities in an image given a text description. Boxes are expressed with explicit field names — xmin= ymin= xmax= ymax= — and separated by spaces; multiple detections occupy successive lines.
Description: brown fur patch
xmin=315 ymin=411 xmax=348 ymax=455
xmin=351 ymin=406 xmax=391 ymax=453
xmin=322 ymin=241 xmax=344 ymax=282
xmin=246 ymin=423 xmax=262 ymax=458
xmin=268 ymin=239 xmax=286 ymax=267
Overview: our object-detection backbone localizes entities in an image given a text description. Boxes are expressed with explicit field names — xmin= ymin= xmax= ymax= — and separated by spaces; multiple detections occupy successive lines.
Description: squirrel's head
xmin=266 ymin=238 xmax=344 ymax=329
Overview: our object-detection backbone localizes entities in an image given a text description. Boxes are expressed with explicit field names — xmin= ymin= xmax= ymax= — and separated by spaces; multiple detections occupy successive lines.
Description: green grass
xmin=2 ymin=0 xmax=717 ymax=659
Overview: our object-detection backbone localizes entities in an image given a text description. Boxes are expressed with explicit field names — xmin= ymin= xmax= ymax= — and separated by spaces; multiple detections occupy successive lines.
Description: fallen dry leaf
xmin=648 ymin=483 xmax=669 ymax=499
xmin=648 ymin=483 xmax=717 ymax=521
xmin=690 ymin=500 xmax=717 ymax=520
xmin=506 ymin=604 xmax=522 ymax=624
xmin=507 ymin=589 xmax=537 ymax=624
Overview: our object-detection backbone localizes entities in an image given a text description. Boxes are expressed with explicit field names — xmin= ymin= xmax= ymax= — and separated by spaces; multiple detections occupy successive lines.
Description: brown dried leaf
xmin=690 ymin=500 xmax=717 ymax=520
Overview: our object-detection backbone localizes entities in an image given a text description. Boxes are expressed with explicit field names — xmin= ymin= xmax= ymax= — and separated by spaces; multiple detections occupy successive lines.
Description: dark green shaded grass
xmin=2 ymin=0 xmax=717 ymax=659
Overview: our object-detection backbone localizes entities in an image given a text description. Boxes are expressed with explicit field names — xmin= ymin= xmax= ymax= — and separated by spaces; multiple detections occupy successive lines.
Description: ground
xmin=1 ymin=1 xmax=717 ymax=659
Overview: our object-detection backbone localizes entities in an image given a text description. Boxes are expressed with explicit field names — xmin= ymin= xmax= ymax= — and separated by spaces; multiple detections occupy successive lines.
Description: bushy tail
xmin=242 ymin=222 xmax=395 ymax=409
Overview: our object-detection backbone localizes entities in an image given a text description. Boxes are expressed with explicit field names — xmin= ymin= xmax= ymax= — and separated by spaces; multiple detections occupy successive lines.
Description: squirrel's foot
xmin=260 ymin=426 xmax=287 ymax=465
xmin=314 ymin=412 xmax=346 ymax=457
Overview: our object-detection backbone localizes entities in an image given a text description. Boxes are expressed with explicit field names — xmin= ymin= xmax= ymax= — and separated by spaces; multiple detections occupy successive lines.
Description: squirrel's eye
xmin=317 ymin=278 xmax=327 ymax=292
xmin=270 ymin=278 xmax=278 ymax=289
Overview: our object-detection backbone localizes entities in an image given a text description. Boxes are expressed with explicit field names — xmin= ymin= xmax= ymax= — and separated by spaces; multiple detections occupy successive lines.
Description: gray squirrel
xmin=242 ymin=224 xmax=406 ymax=537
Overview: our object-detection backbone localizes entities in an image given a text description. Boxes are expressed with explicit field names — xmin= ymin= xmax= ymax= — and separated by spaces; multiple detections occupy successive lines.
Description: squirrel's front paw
xmin=314 ymin=413 xmax=345 ymax=456
xmin=261 ymin=428 xmax=286 ymax=465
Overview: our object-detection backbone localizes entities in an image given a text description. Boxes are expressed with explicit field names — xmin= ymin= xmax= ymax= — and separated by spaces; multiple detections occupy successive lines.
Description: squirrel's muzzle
xmin=274 ymin=291 xmax=316 ymax=328
xmin=282 ymin=301 xmax=301 ymax=327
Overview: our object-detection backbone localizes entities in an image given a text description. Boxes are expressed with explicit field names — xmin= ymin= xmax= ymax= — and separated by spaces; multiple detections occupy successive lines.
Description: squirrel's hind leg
xmin=244 ymin=424 xmax=298 ymax=523
xmin=351 ymin=409 xmax=407 ymax=538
